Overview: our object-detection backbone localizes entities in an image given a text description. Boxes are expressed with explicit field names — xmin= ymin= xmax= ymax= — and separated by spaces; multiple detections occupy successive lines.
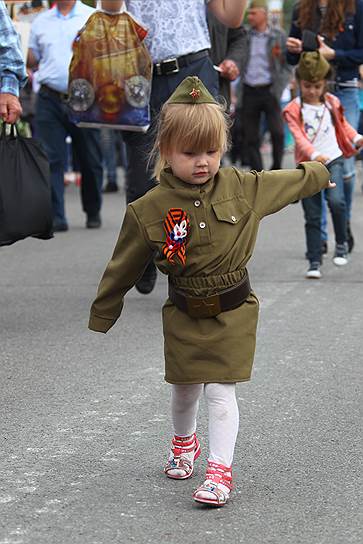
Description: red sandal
xmin=193 ymin=461 xmax=233 ymax=506
xmin=164 ymin=433 xmax=201 ymax=480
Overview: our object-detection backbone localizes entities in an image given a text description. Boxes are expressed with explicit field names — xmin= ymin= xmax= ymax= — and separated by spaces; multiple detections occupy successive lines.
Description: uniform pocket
xmin=144 ymin=219 xmax=165 ymax=243
xmin=212 ymin=195 xmax=251 ymax=224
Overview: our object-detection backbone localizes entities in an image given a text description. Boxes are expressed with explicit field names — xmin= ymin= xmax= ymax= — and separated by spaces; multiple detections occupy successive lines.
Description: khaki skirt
xmin=162 ymin=269 xmax=259 ymax=384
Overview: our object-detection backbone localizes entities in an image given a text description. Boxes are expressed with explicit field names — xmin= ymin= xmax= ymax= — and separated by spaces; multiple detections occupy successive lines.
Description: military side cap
xmin=249 ymin=0 xmax=268 ymax=9
xmin=166 ymin=76 xmax=218 ymax=105
xmin=297 ymin=51 xmax=331 ymax=82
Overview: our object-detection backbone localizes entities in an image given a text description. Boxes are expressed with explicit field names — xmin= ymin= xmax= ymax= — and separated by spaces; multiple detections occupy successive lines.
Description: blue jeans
xmin=302 ymin=157 xmax=347 ymax=264
xmin=321 ymin=87 xmax=359 ymax=238
xmin=35 ymin=89 xmax=103 ymax=225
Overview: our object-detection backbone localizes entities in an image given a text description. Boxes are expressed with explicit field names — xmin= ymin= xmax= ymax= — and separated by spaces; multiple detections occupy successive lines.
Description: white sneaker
xmin=306 ymin=263 xmax=321 ymax=279
xmin=333 ymin=244 xmax=348 ymax=266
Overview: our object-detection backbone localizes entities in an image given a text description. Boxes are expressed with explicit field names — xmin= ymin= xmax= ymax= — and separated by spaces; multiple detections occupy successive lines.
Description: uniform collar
xmin=159 ymin=168 xmax=217 ymax=194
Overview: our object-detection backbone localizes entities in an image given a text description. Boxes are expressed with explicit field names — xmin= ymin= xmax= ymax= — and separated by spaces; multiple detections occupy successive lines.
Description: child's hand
xmin=315 ymin=154 xmax=329 ymax=164
xmin=355 ymin=137 xmax=363 ymax=150
xmin=327 ymin=180 xmax=336 ymax=189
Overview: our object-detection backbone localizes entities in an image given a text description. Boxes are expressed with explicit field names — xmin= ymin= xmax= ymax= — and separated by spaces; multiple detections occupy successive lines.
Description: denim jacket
xmin=287 ymin=0 xmax=363 ymax=84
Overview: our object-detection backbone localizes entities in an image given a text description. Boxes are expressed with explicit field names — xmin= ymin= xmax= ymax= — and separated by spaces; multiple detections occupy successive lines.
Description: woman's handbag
xmin=68 ymin=10 xmax=152 ymax=132
xmin=0 ymin=124 xmax=53 ymax=246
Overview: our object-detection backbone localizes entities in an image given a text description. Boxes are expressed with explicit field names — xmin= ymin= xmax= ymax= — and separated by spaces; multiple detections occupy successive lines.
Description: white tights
xmin=171 ymin=383 xmax=239 ymax=467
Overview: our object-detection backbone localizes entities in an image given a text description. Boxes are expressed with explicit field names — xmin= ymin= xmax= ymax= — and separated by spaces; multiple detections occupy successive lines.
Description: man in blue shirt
xmin=27 ymin=0 xmax=103 ymax=232
xmin=0 ymin=0 xmax=27 ymax=123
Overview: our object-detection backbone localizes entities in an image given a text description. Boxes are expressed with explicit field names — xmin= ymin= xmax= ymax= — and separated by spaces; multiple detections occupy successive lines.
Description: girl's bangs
xmin=161 ymin=103 xmax=229 ymax=154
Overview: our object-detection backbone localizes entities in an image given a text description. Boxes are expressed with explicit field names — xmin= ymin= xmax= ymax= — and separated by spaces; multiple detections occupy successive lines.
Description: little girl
xmin=89 ymin=76 xmax=332 ymax=506
xmin=283 ymin=51 xmax=363 ymax=279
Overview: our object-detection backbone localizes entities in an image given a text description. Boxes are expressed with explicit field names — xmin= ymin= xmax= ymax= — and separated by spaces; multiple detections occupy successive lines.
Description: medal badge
xmin=162 ymin=209 xmax=190 ymax=266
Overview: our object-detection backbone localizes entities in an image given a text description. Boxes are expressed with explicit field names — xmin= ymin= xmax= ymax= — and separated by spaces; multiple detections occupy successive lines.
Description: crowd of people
xmin=1 ymin=0 xmax=362 ymax=509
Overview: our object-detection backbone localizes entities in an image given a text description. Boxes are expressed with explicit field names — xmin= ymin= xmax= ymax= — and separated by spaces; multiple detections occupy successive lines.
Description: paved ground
xmin=1 ymin=154 xmax=362 ymax=544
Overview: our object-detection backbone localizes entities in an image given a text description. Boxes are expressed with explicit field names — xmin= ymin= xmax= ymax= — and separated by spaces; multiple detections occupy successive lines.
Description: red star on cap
xmin=189 ymin=88 xmax=200 ymax=99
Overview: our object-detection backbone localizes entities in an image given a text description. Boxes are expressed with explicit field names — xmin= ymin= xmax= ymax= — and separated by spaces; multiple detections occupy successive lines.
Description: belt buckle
xmin=156 ymin=57 xmax=180 ymax=76
xmin=186 ymin=294 xmax=221 ymax=319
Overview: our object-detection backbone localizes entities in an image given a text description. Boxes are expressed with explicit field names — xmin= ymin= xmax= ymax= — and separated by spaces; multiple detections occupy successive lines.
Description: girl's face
xmin=165 ymin=148 xmax=221 ymax=185
xmin=300 ymin=79 xmax=326 ymax=104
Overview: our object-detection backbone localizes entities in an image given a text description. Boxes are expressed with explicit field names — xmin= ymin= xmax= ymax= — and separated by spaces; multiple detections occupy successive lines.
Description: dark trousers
xmin=302 ymin=157 xmax=347 ymax=264
xmin=241 ymin=84 xmax=284 ymax=171
xmin=35 ymin=89 xmax=103 ymax=224
xmin=122 ymin=55 xmax=219 ymax=204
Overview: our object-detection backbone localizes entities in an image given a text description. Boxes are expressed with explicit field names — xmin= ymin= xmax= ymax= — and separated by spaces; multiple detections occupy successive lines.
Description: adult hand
xmin=0 ymin=93 xmax=22 ymax=124
xmin=355 ymin=137 xmax=363 ymax=149
xmin=286 ymin=37 xmax=302 ymax=54
xmin=318 ymin=36 xmax=336 ymax=60
xmin=327 ymin=180 xmax=336 ymax=189
xmin=218 ymin=59 xmax=240 ymax=81
xmin=315 ymin=154 xmax=329 ymax=164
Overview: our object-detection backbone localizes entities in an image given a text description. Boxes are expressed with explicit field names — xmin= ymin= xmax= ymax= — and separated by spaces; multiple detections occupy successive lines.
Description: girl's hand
xmin=315 ymin=154 xmax=329 ymax=164
xmin=286 ymin=37 xmax=302 ymax=54
xmin=327 ymin=180 xmax=336 ymax=189
xmin=355 ymin=137 xmax=363 ymax=150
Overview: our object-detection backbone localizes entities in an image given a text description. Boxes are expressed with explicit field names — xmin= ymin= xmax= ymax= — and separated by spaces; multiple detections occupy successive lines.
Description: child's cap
xmin=249 ymin=0 xmax=268 ymax=10
xmin=166 ymin=76 xmax=218 ymax=105
xmin=297 ymin=51 xmax=331 ymax=82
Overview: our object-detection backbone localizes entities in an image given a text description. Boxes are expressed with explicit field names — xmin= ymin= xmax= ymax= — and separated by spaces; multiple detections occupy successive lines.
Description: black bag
xmin=0 ymin=124 xmax=53 ymax=246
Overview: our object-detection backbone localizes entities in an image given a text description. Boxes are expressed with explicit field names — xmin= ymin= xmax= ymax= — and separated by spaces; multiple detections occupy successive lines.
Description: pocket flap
xmin=212 ymin=196 xmax=250 ymax=224
xmin=145 ymin=219 xmax=165 ymax=242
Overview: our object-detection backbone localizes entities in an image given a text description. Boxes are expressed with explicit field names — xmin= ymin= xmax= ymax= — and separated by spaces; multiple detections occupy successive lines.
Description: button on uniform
xmin=231 ymin=215 xmax=237 ymax=222
xmin=194 ymin=200 xmax=201 ymax=207
xmin=199 ymin=222 xmax=206 ymax=229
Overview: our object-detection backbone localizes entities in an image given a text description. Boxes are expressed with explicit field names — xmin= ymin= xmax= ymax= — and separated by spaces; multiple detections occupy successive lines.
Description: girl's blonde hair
xmin=150 ymin=102 xmax=231 ymax=180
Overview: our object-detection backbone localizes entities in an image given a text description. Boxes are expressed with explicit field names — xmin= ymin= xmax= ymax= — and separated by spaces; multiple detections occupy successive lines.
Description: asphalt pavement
xmin=1 ymin=152 xmax=362 ymax=544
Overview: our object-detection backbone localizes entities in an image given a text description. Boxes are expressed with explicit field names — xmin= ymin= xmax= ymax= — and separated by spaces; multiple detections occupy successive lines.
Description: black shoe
xmin=347 ymin=222 xmax=354 ymax=253
xmin=135 ymin=261 xmax=157 ymax=294
xmin=103 ymin=182 xmax=119 ymax=193
xmin=53 ymin=220 xmax=68 ymax=232
xmin=321 ymin=240 xmax=328 ymax=255
xmin=86 ymin=213 xmax=101 ymax=229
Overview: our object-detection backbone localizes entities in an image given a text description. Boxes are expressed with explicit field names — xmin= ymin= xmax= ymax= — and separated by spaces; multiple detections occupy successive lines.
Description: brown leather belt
xmin=168 ymin=272 xmax=251 ymax=319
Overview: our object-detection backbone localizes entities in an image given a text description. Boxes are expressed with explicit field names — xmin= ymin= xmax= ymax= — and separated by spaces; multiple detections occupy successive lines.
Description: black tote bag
xmin=0 ymin=124 xmax=53 ymax=246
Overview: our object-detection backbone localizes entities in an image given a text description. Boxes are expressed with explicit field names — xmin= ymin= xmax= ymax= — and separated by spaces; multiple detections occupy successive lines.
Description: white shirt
xmin=124 ymin=0 xmax=211 ymax=62
xmin=29 ymin=2 xmax=94 ymax=93
xmin=301 ymin=102 xmax=342 ymax=164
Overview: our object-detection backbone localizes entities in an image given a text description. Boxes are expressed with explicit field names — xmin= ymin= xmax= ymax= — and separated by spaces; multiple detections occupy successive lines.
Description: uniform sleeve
xmin=239 ymin=161 xmax=330 ymax=219
xmin=88 ymin=205 xmax=154 ymax=333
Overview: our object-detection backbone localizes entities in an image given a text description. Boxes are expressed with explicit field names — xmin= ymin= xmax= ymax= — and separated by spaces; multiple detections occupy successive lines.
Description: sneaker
xmin=332 ymin=244 xmax=348 ymax=266
xmin=306 ymin=262 xmax=322 ymax=279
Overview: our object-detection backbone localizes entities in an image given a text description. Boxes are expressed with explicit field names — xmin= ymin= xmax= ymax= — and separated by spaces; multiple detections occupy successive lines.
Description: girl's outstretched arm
xmin=238 ymin=161 xmax=331 ymax=219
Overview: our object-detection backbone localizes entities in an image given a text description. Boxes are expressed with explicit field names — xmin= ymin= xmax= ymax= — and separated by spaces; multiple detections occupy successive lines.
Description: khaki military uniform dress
xmin=89 ymin=161 xmax=329 ymax=384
